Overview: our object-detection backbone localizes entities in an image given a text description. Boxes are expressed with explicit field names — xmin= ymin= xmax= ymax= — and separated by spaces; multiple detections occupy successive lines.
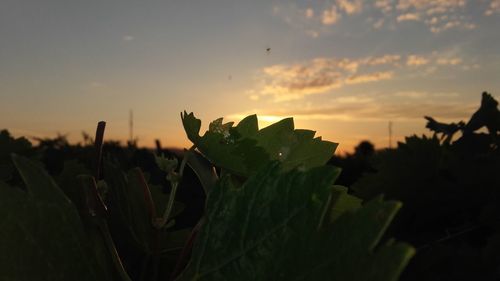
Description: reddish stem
xmin=94 ymin=121 xmax=106 ymax=180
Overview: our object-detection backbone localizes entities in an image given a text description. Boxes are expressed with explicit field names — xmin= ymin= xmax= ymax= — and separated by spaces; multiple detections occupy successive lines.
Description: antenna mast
xmin=129 ymin=109 xmax=134 ymax=144
xmin=388 ymin=121 xmax=393 ymax=149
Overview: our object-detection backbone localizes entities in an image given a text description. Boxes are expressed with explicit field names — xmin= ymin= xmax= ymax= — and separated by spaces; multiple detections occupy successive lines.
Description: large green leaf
xmin=0 ymin=154 xmax=111 ymax=281
xmin=185 ymin=149 xmax=219 ymax=195
xmin=326 ymin=185 xmax=362 ymax=223
xmin=177 ymin=162 xmax=414 ymax=281
xmin=56 ymin=159 xmax=92 ymax=211
xmin=181 ymin=112 xmax=337 ymax=177
xmin=0 ymin=130 xmax=39 ymax=182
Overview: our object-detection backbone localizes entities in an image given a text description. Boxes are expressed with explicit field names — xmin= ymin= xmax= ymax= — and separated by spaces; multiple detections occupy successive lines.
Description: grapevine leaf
xmin=254 ymin=117 xmax=295 ymax=157
xmin=180 ymin=112 xmax=337 ymax=177
xmin=104 ymin=160 xmax=147 ymax=252
xmin=177 ymin=162 xmax=414 ymax=281
xmin=0 ymin=130 xmax=39 ymax=182
xmin=124 ymin=168 xmax=153 ymax=249
xmin=57 ymin=159 xmax=92 ymax=211
xmin=181 ymin=111 xmax=202 ymax=143
xmin=327 ymin=185 xmax=362 ymax=223
xmin=185 ymin=149 xmax=218 ymax=194
xmin=0 ymin=154 xmax=111 ymax=281
xmin=235 ymin=114 xmax=258 ymax=138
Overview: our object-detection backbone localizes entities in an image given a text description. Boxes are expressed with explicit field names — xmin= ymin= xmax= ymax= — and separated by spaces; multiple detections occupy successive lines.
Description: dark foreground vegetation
xmin=0 ymin=92 xmax=498 ymax=280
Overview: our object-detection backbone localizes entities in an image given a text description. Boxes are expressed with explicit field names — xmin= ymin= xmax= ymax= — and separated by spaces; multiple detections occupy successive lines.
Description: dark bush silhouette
xmin=353 ymin=92 xmax=500 ymax=281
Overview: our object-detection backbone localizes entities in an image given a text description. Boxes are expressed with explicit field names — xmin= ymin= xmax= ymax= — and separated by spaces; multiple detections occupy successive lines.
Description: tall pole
xmin=129 ymin=109 xmax=134 ymax=144
xmin=389 ymin=121 xmax=393 ymax=149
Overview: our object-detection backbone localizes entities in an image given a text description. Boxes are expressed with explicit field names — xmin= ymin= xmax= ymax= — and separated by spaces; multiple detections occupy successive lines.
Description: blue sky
xmin=1 ymin=0 xmax=499 ymax=153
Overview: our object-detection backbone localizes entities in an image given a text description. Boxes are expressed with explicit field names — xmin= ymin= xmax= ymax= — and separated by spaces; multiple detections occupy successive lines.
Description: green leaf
xmin=235 ymin=114 xmax=259 ymax=138
xmin=177 ymin=162 xmax=414 ymax=281
xmin=180 ymin=112 xmax=337 ymax=177
xmin=0 ymin=155 xmax=111 ymax=281
xmin=126 ymin=168 xmax=155 ymax=249
xmin=326 ymin=185 xmax=362 ymax=223
xmin=0 ymin=130 xmax=39 ymax=182
xmin=254 ymin=117 xmax=295 ymax=157
xmin=185 ymin=149 xmax=218 ymax=195
xmin=56 ymin=159 xmax=92 ymax=210
xmin=181 ymin=111 xmax=202 ymax=143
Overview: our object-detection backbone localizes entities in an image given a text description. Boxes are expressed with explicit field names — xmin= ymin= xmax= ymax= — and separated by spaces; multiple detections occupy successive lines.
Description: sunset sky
xmin=1 ymin=0 xmax=500 ymax=153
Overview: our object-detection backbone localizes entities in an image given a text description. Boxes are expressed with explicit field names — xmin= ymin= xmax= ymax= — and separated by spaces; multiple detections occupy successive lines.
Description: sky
xmin=1 ymin=0 xmax=500 ymax=154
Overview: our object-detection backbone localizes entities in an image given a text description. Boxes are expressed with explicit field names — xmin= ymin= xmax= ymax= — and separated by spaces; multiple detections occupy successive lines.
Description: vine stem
xmin=160 ymin=145 xmax=195 ymax=228
xmin=97 ymin=219 xmax=134 ymax=281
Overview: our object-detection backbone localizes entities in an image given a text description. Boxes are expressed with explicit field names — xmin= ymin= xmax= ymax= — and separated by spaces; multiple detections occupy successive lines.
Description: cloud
xmin=336 ymin=0 xmax=364 ymax=15
xmin=271 ymin=3 xmax=332 ymax=37
xmin=252 ymin=50 xmax=470 ymax=102
xmin=407 ymin=55 xmax=429 ymax=66
xmin=485 ymin=0 xmax=500 ymax=15
xmin=305 ymin=8 xmax=314 ymax=18
xmin=396 ymin=0 xmax=466 ymax=12
xmin=397 ymin=13 xmax=421 ymax=21
xmin=345 ymin=71 xmax=394 ymax=84
xmin=394 ymin=91 xmax=429 ymax=98
xmin=375 ymin=0 xmax=394 ymax=14
xmin=372 ymin=0 xmax=477 ymax=33
xmin=255 ymin=55 xmax=401 ymax=101
xmin=322 ymin=5 xmax=342 ymax=25
xmin=272 ymin=1 xmax=366 ymax=37
xmin=275 ymin=0 xmax=490 ymax=36
xmin=437 ymin=57 xmax=462 ymax=65
xmin=260 ymin=60 xmax=345 ymax=101
xmin=272 ymin=4 xmax=317 ymax=35
xmin=365 ymin=55 xmax=402 ymax=65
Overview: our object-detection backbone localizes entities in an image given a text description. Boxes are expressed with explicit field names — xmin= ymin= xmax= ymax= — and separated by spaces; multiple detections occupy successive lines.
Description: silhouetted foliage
xmin=353 ymin=92 xmax=500 ymax=281
xmin=328 ymin=140 xmax=376 ymax=187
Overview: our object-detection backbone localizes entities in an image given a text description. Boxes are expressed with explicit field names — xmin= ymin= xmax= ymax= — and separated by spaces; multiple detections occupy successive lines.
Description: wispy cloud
xmin=336 ymin=0 xmax=364 ymax=15
xmin=374 ymin=0 xmax=477 ymax=33
xmin=397 ymin=13 xmax=421 ymax=22
xmin=345 ymin=71 xmax=394 ymax=84
xmin=406 ymin=55 xmax=429 ymax=66
xmin=274 ymin=0 xmax=497 ymax=36
xmin=305 ymin=8 xmax=314 ymax=18
xmin=252 ymin=50 xmax=470 ymax=102
xmin=256 ymin=55 xmax=401 ymax=101
xmin=485 ymin=0 xmax=500 ymax=15
xmin=273 ymin=1 xmax=365 ymax=37
xmin=231 ymin=91 xmax=477 ymax=123
xmin=375 ymin=0 xmax=394 ymax=14
xmin=322 ymin=5 xmax=342 ymax=25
